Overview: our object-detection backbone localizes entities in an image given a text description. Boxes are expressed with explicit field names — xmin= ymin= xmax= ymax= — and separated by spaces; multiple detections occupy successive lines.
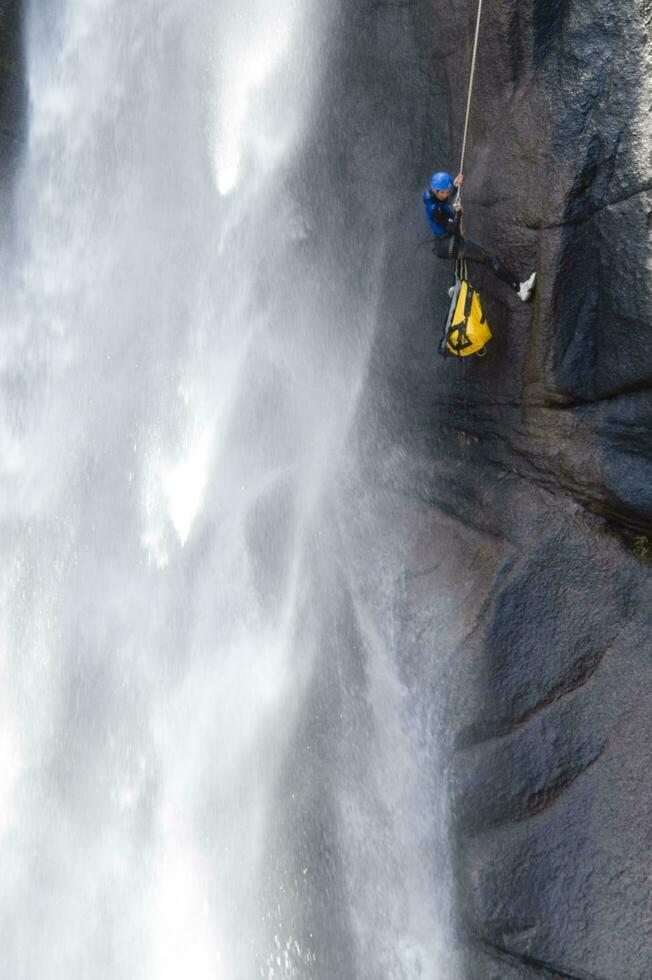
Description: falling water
xmin=0 ymin=2 xmax=458 ymax=978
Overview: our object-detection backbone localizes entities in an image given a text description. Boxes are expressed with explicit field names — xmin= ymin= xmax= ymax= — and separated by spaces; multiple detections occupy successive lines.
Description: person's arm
xmin=424 ymin=193 xmax=457 ymax=236
xmin=436 ymin=204 xmax=459 ymax=235
xmin=424 ymin=193 xmax=448 ymax=236
xmin=453 ymin=173 xmax=464 ymax=212
xmin=423 ymin=191 xmax=439 ymax=234
xmin=442 ymin=202 xmax=458 ymax=233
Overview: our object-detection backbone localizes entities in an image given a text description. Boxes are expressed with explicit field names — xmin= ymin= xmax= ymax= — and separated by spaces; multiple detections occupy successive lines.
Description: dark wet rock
xmin=450 ymin=696 xmax=608 ymax=833
xmin=343 ymin=0 xmax=652 ymax=977
xmin=0 ymin=0 xmax=25 ymax=185
xmin=384 ymin=0 xmax=652 ymax=975
xmin=454 ymin=532 xmax=637 ymax=746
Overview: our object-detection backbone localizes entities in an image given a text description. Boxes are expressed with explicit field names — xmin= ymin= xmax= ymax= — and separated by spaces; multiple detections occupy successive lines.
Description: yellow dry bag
xmin=441 ymin=278 xmax=492 ymax=357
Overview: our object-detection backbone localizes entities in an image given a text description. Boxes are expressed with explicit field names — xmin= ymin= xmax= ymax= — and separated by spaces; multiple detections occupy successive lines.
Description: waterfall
xmin=0 ymin=2 xmax=458 ymax=977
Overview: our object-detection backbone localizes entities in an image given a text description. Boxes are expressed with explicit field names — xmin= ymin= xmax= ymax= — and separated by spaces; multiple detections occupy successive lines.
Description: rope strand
xmin=457 ymin=0 xmax=484 ymax=203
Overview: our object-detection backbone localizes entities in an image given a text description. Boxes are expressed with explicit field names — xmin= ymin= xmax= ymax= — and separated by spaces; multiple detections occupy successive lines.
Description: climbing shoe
xmin=517 ymin=272 xmax=536 ymax=302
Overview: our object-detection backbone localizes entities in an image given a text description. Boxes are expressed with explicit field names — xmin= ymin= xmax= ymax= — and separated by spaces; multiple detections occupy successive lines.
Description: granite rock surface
xmin=349 ymin=0 xmax=652 ymax=976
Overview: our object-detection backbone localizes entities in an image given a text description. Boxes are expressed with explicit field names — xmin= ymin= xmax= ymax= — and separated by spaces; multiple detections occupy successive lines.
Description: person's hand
xmin=454 ymin=201 xmax=463 ymax=212
xmin=454 ymin=173 xmax=464 ymax=187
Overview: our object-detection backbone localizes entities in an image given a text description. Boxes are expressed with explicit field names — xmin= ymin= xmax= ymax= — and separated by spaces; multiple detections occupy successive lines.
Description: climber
xmin=423 ymin=171 xmax=536 ymax=302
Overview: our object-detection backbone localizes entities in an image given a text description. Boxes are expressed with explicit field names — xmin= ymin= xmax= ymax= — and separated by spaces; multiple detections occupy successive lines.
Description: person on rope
xmin=423 ymin=171 xmax=536 ymax=302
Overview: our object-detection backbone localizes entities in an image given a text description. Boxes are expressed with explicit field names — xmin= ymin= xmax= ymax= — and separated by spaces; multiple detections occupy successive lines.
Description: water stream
xmin=0 ymin=2 xmax=457 ymax=977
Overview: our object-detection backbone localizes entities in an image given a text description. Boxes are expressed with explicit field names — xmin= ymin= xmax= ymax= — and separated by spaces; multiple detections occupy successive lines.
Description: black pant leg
xmin=432 ymin=236 xmax=455 ymax=259
xmin=459 ymin=237 xmax=519 ymax=291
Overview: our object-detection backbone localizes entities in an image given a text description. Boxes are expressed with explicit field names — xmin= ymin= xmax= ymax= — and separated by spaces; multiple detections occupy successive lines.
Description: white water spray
xmin=0 ymin=2 xmax=458 ymax=977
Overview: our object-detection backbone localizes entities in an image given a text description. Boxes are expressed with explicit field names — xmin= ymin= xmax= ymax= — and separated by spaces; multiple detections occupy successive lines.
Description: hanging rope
xmin=457 ymin=0 xmax=484 ymax=206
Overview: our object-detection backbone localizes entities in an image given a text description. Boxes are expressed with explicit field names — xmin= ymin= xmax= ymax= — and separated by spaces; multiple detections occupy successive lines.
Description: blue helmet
xmin=430 ymin=171 xmax=455 ymax=192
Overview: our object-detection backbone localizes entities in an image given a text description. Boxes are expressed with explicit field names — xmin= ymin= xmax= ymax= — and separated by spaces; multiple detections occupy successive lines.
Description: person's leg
xmin=458 ymin=237 xmax=519 ymax=291
xmin=432 ymin=236 xmax=455 ymax=260
xmin=434 ymin=234 xmax=536 ymax=301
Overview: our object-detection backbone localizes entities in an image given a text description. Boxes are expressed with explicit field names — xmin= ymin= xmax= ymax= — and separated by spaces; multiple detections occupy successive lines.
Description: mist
xmin=0 ymin=2 xmax=457 ymax=977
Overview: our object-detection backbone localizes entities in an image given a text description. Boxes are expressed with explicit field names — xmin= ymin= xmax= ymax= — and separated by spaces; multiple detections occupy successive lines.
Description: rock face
xmin=348 ymin=0 xmax=652 ymax=977
xmin=0 ymin=0 xmax=25 ymax=189
xmin=323 ymin=0 xmax=651 ymax=977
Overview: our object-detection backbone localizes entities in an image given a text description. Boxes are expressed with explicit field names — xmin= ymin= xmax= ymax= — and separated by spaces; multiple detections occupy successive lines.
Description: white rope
xmin=457 ymin=0 xmax=484 ymax=204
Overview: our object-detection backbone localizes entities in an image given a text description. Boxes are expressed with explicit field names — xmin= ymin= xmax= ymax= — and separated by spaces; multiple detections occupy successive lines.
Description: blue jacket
xmin=423 ymin=189 xmax=457 ymax=238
